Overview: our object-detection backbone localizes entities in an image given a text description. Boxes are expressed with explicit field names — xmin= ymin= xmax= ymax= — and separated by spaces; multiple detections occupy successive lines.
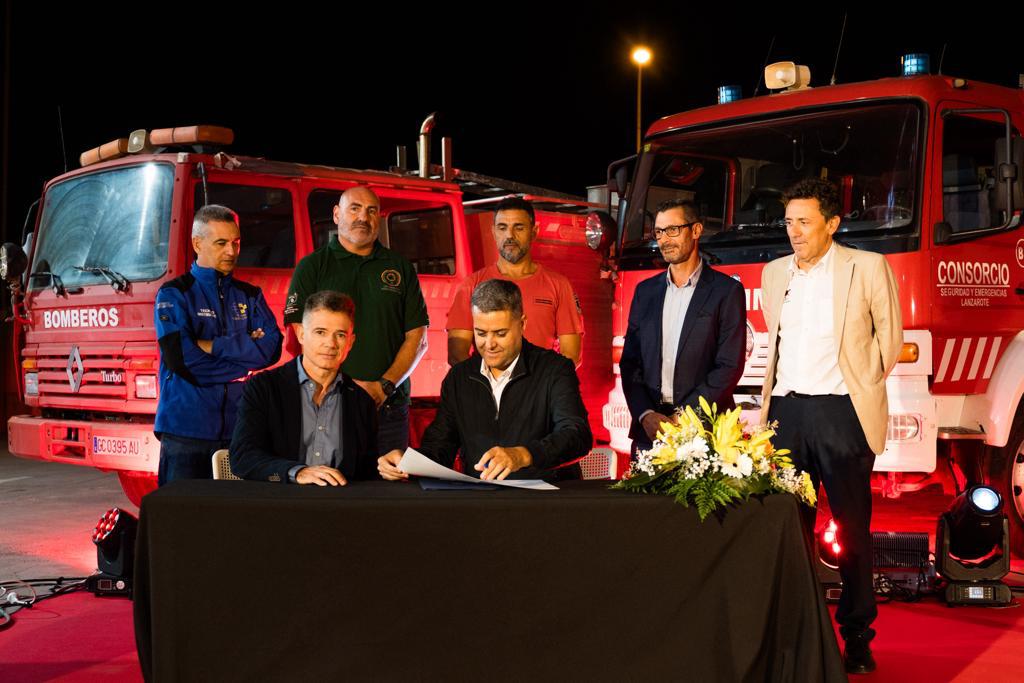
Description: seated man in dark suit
xmin=230 ymin=290 xmax=390 ymax=485
xmin=619 ymin=199 xmax=747 ymax=455
xmin=378 ymin=279 xmax=592 ymax=482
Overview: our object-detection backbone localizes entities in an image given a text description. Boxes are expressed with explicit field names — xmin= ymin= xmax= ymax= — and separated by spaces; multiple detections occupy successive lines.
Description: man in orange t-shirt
xmin=447 ymin=196 xmax=583 ymax=366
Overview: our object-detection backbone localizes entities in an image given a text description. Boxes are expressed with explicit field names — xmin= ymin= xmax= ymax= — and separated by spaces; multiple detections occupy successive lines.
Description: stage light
xmin=88 ymin=507 xmax=138 ymax=597
xmin=817 ymin=518 xmax=841 ymax=570
xmin=935 ymin=485 xmax=1012 ymax=605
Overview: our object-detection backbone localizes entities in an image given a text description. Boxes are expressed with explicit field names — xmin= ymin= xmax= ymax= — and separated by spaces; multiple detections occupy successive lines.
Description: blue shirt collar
xmin=296 ymin=356 xmax=344 ymax=393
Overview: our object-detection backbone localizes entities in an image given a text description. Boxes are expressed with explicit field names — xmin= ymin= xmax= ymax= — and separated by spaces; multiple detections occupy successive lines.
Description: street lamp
xmin=631 ymin=46 xmax=652 ymax=152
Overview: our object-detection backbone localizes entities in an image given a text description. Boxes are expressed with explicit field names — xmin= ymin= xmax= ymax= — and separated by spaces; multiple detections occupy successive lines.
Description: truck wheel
xmin=987 ymin=400 xmax=1024 ymax=559
xmin=117 ymin=471 xmax=158 ymax=508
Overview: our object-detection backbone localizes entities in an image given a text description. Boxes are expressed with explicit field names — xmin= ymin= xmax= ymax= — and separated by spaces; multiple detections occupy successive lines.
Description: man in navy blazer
xmin=230 ymin=291 xmax=390 ymax=484
xmin=619 ymin=199 xmax=747 ymax=453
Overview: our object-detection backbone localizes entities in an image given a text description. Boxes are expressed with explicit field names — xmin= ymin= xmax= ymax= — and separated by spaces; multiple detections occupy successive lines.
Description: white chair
xmin=212 ymin=449 xmax=241 ymax=481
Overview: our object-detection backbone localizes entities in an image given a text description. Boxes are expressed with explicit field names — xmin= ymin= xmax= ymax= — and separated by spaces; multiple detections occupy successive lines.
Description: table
xmin=134 ymin=480 xmax=844 ymax=682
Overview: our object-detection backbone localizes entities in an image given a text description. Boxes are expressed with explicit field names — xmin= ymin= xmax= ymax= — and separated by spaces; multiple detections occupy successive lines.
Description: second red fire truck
xmin=588 ymin=57 xmax=1024 ymax=554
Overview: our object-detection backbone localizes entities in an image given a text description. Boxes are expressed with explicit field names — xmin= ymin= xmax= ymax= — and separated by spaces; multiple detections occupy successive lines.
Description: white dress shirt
xmin=480 ymin=354 xmax=520 ymax=410
xmin=661 ymin=261 xmax=703 ymax=404
xmin=772 ymin=243 xmax=848 ymax=396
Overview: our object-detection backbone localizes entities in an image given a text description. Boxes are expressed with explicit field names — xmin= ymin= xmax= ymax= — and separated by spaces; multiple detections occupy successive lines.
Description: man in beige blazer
xmin=760 ymin=178 xmax=902 ymax=675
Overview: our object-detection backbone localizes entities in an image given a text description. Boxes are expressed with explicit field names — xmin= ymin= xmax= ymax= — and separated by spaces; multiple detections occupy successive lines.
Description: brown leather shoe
xmin=843 ymin=634 xmax=876 ymax=674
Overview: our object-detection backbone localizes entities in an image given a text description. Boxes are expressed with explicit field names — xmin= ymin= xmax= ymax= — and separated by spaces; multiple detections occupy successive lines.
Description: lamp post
xmin=631 ymin=46 xmax=652 ymax=152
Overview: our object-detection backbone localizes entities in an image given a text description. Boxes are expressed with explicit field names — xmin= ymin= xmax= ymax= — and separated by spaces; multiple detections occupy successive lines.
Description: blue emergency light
xmin=718 ymin=85 xmax=742 ymax=104
xmin=901 ymin=53 xmax=930 ymax=76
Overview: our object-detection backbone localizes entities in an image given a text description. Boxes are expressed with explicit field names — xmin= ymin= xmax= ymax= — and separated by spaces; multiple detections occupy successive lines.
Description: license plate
xmin=92 ymin=436 xmax=141 ymax=457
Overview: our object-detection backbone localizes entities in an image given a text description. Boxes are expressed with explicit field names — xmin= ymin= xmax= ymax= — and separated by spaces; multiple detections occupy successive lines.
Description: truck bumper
xmin=7 ymin=415 xmax=159 ymax=474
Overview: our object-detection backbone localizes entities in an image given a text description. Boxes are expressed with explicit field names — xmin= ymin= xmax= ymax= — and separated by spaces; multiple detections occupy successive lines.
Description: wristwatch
xmin=379 ymin=378 xmax=396 ymax=398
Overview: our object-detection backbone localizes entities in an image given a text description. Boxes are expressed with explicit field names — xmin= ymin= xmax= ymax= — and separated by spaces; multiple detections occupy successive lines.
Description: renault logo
xmin=67 ymin=345 xmax=84 ymax=393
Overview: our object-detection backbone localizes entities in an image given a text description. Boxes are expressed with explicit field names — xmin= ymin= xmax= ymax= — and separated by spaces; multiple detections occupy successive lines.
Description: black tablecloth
xmin=134 ymin=480 xmax=844 ymax=682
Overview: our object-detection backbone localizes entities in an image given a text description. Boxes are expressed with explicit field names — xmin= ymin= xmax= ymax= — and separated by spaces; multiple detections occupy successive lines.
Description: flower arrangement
xmin=613 ymin=397 xmax=817 ymax=520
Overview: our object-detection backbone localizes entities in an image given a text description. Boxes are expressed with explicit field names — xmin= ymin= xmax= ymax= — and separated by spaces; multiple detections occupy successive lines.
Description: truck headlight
xmin=887 ymin=414 xmax=921 ymax=442
xmin=135 ymin=375 xmax=157 ymax=399
xmin=24 ymin=372 xmax=38 ymax=396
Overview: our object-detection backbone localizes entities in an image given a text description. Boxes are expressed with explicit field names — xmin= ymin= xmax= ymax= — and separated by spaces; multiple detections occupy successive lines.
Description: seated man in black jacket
xmin=379 ymin=279 xmax=591 ymax=482
xmin=230 ymin=290 xmax=388 ymax=485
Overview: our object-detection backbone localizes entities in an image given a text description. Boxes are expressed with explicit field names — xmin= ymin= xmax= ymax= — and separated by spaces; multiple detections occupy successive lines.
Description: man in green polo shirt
xmin=284 ymin=186 xmax=429 ymax=454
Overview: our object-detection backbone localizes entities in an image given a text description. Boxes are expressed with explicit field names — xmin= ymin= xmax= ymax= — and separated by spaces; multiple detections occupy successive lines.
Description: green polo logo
xmin=381 ymin=269 xmax=402 ymax=288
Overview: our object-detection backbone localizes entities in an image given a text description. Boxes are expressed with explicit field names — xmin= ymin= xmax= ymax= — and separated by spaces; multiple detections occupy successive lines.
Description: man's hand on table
xmin=377 ymin=449 xmax=408 ymax=481
xmin=475 ymin=446 xmax=532 ymax=481
xmin=295 ymin=465 xmax=347 ymax=486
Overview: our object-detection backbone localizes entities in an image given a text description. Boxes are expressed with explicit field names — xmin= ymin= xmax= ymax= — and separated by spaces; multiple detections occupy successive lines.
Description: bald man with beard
xmin=284 ymin=186 xmax=429 ymax=456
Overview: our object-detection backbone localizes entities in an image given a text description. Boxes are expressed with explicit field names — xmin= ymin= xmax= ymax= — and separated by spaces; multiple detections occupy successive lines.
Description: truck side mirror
xmin=0 ymin=243 xmax=28 ymax=282
xmin=585 ymin=211 xmax=617 ymax=253
xmin=613 ymin=164 xmax=631 ymax=198
xmin=995 ymin=136 xmax=1024 ymax=220
xmin=605 ymin=154 xmax=637 ymax=212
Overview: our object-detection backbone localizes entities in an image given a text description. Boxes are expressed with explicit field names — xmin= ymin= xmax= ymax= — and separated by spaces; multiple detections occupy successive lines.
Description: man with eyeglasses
xmin=619 ymin=199 xmax=747 ymax=455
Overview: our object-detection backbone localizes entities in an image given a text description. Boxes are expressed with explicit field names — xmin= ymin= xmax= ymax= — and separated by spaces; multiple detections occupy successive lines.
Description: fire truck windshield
xmin=29 ymin=163 xmax=174 ymax=290
xmin=621 ymin=102 xmax=922 ymax=266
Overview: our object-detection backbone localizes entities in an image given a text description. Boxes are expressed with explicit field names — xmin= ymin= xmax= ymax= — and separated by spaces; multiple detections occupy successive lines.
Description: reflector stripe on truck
xmin=935 ymin=336 xmax=1004 ymax=383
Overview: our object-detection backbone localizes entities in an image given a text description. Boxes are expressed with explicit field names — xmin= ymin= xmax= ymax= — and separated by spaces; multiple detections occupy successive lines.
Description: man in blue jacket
xmin=154 ymin=205 xmax=283 ymax=486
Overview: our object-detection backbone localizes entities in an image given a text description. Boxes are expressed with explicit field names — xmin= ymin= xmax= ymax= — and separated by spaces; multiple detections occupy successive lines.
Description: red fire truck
xmin=589 ymin=60 xmax=1024 ymax=553
xmin=1 ymin=122 xmax=613 ymax=504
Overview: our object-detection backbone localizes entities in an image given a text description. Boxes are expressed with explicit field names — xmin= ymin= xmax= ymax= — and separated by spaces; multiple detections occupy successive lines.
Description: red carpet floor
xmin=829 ymin=596 xmax=1024 ymax=681
xmin=2 ymin=588 xmax=1024 ymax=681
xmin=0 ymin=592 xmax=141 ymax=683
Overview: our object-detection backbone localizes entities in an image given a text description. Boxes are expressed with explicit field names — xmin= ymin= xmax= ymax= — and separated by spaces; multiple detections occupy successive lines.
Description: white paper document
xmin=398 ymin=448 xmax=558 ymax=491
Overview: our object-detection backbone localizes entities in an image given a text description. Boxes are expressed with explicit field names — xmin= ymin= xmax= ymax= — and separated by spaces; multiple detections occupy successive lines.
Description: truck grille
xmin=32 ymin=343 xmax=135 ymax=404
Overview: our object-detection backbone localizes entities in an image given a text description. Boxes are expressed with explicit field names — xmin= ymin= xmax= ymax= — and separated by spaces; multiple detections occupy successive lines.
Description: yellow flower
xmin=678 ymin=405 xmax=705 ymax=435
xmin=656 ymin=417 xmax=683 ymax=442
xmin=699 ymin=395 xmax=714 ymax=420
xmin=650 ymin=443 xmax=677 ymax=466
xmin=711 ymin=407 xmax=743 ymax=455
xmin=719 ymin=445 xmax=740 ymax=466
xmin=801 ymin=472 xmax=818 ymax=505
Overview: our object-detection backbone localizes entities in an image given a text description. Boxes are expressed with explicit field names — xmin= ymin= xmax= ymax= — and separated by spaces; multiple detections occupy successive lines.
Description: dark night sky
xmin=3 ymin=3 xmax=1022 ymax=244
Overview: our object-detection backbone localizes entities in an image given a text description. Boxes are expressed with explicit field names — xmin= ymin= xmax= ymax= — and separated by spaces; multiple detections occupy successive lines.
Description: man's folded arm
xmin=211 ymin=290 xmax=284 ymax=369
xmin=156 ymin=287 xmax=250 ymax=386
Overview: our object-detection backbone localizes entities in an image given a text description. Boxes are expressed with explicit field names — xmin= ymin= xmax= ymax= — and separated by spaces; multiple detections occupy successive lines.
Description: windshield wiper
xmin=28 ymin=271 xmax=70 ymax=297
xmin=73 ymin=265 xmax=130 ymax=293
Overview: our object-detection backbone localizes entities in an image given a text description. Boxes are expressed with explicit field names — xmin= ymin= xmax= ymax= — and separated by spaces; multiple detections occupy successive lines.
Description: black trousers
xmin=768 ymin=394 xmax=877 ymax=641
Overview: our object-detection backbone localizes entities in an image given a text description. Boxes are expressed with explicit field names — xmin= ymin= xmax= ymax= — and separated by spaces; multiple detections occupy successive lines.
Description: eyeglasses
xmin=653 ymin=222 xmax=696 ymax=238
